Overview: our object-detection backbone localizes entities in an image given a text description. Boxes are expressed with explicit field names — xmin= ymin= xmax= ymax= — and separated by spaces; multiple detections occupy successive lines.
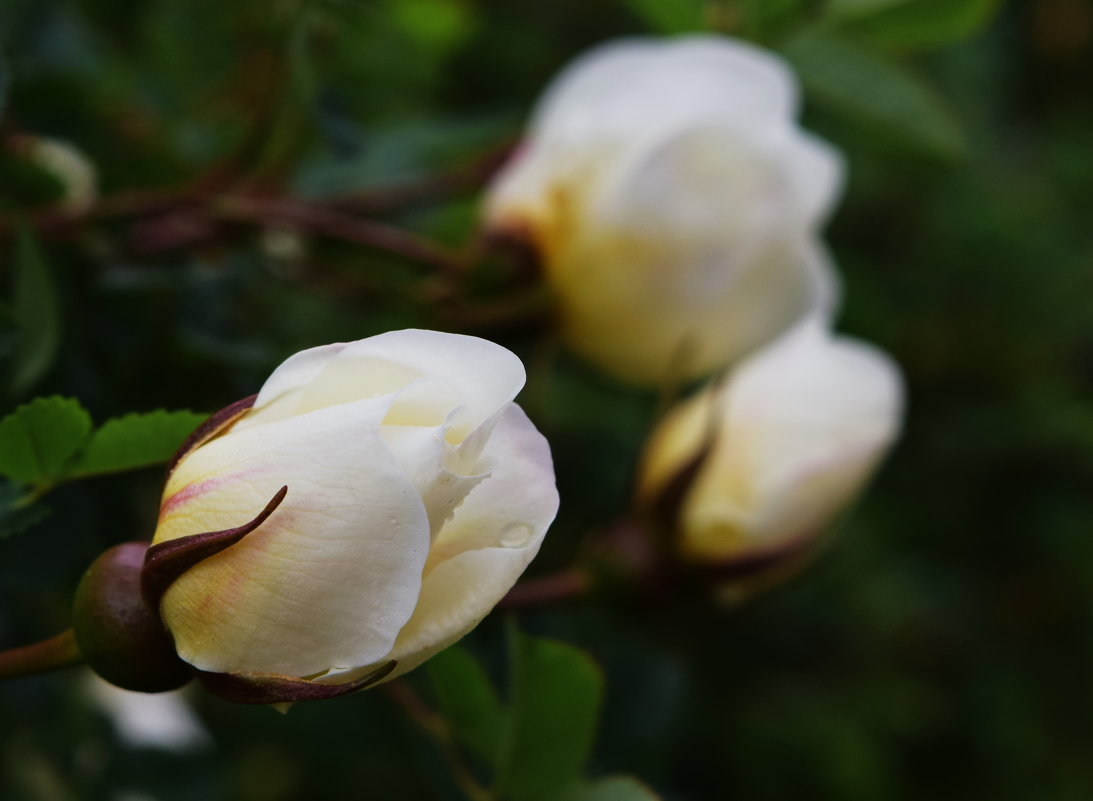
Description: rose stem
xmin=382 ymin=680 xmax=495 ymax=801
xmin=0 ymin=630 xmax=82 ymax=681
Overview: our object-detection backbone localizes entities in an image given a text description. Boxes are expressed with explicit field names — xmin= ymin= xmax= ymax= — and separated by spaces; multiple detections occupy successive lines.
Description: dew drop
xmin=498 ymin=522 xmax=534 ymax=548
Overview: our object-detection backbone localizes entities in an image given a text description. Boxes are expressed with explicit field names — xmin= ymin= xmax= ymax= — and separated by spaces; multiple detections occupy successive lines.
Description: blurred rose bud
xmin=637 ymin=321 xmax=903 ymax=579
xmin=17 ymin=135 xmax=99 ymax=213
xmin=75 ymin=330 xmax=558 ymax=703
xmin=485 ymin=36 xmax=842 ymax=385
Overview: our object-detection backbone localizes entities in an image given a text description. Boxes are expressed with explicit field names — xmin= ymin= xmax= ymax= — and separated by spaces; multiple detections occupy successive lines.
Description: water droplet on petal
xmin=498 ymin=522 xmax=534 ymax=548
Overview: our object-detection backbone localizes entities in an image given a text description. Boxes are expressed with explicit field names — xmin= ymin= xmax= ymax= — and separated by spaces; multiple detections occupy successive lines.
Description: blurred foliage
xmin=1 ymin=0 xmax=1092 ymax=799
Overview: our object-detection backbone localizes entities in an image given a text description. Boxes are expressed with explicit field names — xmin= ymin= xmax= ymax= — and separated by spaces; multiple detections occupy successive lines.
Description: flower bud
xmin=71 ymin=543 xmax=194 ymax=693
xmin=145 ymin=329 xmax=558 ymax=702
xmin=637 ymin=321 xmax=903 ymax=578
xmin=10 ymin=134 xmax=99 ymax=214
xmin=485 ymin=36 xmax=842 ymax=385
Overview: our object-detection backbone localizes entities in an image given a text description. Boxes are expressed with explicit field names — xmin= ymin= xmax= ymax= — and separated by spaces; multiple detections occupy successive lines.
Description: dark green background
xmin=1 ymin=0 xmax=1091 ymax=799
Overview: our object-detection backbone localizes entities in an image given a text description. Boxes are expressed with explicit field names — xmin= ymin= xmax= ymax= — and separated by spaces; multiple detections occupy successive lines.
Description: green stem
xmin=0 ymin=629 xmax=83 ymax=681
xmin=383 ymin=680 xmax=495 ymax=801
xmin=13 ymin=482 xmax=53 ymax=509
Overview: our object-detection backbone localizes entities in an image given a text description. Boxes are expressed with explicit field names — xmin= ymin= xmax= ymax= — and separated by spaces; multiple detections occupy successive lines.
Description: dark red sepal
xmin=142 ymin=486 xmax=288 ymax=609
xmin=197 ymin=660 xmax=398 ymax=705
xmin=692 ymin=527 xmax=820 ymax=583
xmin=166 ymin=394 xmax=257 ymax=477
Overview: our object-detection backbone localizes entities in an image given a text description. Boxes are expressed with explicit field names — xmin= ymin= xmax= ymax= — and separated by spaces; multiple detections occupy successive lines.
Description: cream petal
xmin=782 ymin=131 xmax=846 ymax=228
xmin=155 ymin=396 xmax=431 ymax=678
xmin=243 ymin=342 xmax=351 ymax=425
xmin=552 ymin=227 xmax=830 ymax=385
xmin=240 ymin=331 xmax=524 ymax=438
xmin=330 ymin=330 xmax=526 ymax=443
xmin=531 ymin=37 xmax=799 ymax=145
xmin=380 ymin=423 xmax=487 ymax=540
xmin=327 ymin=404 xmax=557 ymax=684
xmin=681 ymin=321 xmax=904 ymax=557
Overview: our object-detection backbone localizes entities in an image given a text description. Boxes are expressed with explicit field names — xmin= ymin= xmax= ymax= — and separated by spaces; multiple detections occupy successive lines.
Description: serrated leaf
xmin=782 ymin=30 xmax=965 ymax=159
xmin=69 ymin=409 xmax=207 ymax=478
xmin=494 ymin=628 xmax=604 ymax=801
xmin=620 ymin=0 xmax=703 ymax=34
xmin=846 ymin=0 xmax=1001 ymax=50
xmin=8 ymin=229 xmax=62 ymax=396
xmin=425 ymin=644 xmax=505 ymax=764
xmin=0 ymin=396 xmax=92 ymax=484
xmin=555 ymin=777 xmax=663 ymax=801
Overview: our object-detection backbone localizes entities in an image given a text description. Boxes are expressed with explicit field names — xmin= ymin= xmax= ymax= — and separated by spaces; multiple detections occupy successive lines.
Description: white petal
xmin=782 ymin=131 xmax=846 ymax=228
xmin=327 ymin=404 xmax=558 ymax=682
xmin=314 ymin=330 xmax=525 ymax=443
xmin=155 ymin=395 xmax=431 ymax=677
xmin=241 ymin=331 xmax=525 ymax=440
xmin=380 ymin=422 xmax=487 ymax=540
xmin=681 ymin=321 xmax=904 ymax=557
xmin=531 ymin=36 xmax=799 ymax=145
xmin=245 ymin=341 xmax=350 ymax=422
xmin=551 ymin=221 xmax=832 ymax=384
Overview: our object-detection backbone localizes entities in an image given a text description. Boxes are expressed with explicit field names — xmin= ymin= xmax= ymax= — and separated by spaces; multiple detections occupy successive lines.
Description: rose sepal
xmin=142 ymin=485 xmax=288 ymax=609
xmin=196 ymin=660 xmax=398 ymax=705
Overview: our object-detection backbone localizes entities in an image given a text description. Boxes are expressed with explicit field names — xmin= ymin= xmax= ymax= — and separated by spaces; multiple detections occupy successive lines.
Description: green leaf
xmin=782 ymin=30 xmax=965 ymax=159
xmin=0 ymin=396 xmax=92 ymax=485
xmin=824 ymin=0 xmax=909 ymax=20
xmin=620 ymin=0 xmax=703 ymax=34
xmin=425 ymin=644 xmax=506 ymax=764
xmin=390 ymin=0 xmax=475 ymax=53
xmin=555 ymin=777 xmax=662 ymax=801
xmin=846 ymin=0 xmax=1001 ymax=50
xmin=8 ymin=229 xmax=62 ymax=396
xmin=69 ymin=409 xmax=207 ymax=478
xmin=494 ymin=629 xmax=604 ymax=801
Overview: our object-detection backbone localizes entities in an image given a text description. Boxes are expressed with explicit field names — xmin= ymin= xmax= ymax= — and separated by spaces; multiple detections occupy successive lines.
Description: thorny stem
xmin=383 ymin=680 xmax=495 ymax=801
xmin=0 ymin=630 xmax=82 ymax=681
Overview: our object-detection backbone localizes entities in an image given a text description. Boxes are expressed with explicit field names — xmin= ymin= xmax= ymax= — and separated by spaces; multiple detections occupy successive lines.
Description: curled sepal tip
xmin=198 ymin=660 xmax=398 ymax=705
xmin=142 ymin=485 xmax=288 ymax=609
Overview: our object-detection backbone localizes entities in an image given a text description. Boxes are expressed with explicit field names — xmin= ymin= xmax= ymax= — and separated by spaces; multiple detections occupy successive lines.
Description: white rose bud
xmin=17 ymin=135 xmax=99 ymax=213
xmin=637 ymin=321 xmax=903 ymax=573
xmin=144 ymin=329 xmax=558 ymax=700
xmin=485 ymin=36 xmax=843 ymax=385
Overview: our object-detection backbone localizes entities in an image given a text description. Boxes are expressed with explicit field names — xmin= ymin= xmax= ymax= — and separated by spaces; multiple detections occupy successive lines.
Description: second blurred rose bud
xmin=485 ymin=36 xmax=842 ymax=385
xmin=637 ymin=321 xmax=903 ymax=581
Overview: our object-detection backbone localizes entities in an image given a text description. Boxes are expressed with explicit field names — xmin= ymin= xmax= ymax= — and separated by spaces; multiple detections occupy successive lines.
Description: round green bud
xmin=72 ymin=542 xmax=194 ymax=693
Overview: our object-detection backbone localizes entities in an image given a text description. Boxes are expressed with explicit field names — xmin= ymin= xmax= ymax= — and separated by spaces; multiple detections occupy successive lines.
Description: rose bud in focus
xmin=484 ymin=36 xmax=842 ymax=385
xmin=637 ymin=321 xmax=902 ymax=585
xmin=76 ymin=330 xmax=558 ymax=703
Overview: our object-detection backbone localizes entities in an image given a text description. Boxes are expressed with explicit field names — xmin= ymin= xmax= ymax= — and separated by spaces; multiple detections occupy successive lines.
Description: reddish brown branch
xmin=500 ymin=566 xmax=592 ymax=610
xmin=0 ymin=629 xmax=82 ymax=681
xmin=211 ymin=196 xmax=462 ymax=272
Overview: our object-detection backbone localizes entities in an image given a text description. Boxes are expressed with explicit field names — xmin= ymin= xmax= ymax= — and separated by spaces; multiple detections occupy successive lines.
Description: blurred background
xmin=1 ymin=0 xmax=1092 ymax=799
